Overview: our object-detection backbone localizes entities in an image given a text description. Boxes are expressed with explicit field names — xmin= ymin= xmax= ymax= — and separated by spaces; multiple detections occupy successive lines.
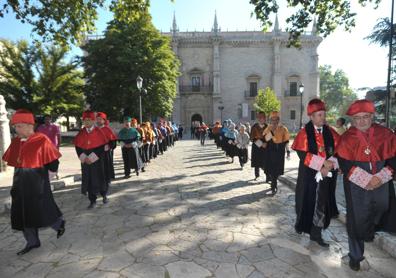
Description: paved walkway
xmin=0 ymin=140 xmax=395 ymax=277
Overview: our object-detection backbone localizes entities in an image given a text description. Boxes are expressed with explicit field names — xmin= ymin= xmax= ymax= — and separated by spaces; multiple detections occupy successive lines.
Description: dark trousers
xmin=200 ymin=133 xmax=206 ymax=145
xmin=254 ymin=167 xmax=265 ymax=178
xmin=238 ymin=148 xmax=248 ymax=166
xmin=348 ymin=236 xmax=365 ymax=262
xmin=88 ymin=191 xmax=107 ymax=203
xmin=122 ymin=147 xmax=132 ymax=176
xmin=23 ymin=217 xmax=63 ymax=247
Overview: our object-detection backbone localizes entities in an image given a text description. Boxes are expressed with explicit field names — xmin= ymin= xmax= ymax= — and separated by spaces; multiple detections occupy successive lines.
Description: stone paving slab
xmin=0 ymin=140 xmax=395 ymax=277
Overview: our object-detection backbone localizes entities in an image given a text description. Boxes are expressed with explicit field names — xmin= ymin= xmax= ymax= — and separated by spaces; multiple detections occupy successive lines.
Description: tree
xmin=253 ymin=87 xmax=281 ymax=116
xmin=319 ymin=65 xmax=357 ymax=123
xmin=35 ymin=45 xmax=85 ymax=122
xmin=366 ymin=17 xmax=396 ymax=80
xmin=0 ymin=40 xmax=84 ymax=123
xmin=250 ymin=0 xmax=382 ymax=46
xmin=0 ymin=39 xmax=39 ymax=113
xmin=0 ymin=0 xmax=153 ymax=46
xmin=82 ymin=8 xmax=179 ymax=121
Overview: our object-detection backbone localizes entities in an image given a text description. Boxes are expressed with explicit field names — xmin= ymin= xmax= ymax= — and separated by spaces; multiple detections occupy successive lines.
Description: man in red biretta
xmin=2 ymin=109 xmax=65 ymax=255
xmin=336 ymin=99 xmax=396 ymax=271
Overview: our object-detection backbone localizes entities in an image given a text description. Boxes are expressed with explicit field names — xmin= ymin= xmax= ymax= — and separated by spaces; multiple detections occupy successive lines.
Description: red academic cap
xmin=82 ymin=111 xmax=95 ymax=120
xmin=307 ymin=99 xmax=326 ymax=116
xmin=96 ymin=112 xmax=107 ymax=120
xmin=346 ymin=99 xmax=375 ymax=116
xmin=11 ymin=109 xmax=35 ymax=125
xmin=131 ymin=118 xmax=138 ymax=124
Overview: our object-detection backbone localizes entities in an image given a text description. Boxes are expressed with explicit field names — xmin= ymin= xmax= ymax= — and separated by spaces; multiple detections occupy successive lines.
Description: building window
xmin=249 ymin=82 xmax=258 ymax=97
xmin=251 ymin=110 xmax=256 ymax=121
xmin=289 ymin=82 xmax=297 ymax=96
xmin=192 ymin=76 xmax=200 ymax=92
xmin=290 ymin=110 xmax=296 ymax=120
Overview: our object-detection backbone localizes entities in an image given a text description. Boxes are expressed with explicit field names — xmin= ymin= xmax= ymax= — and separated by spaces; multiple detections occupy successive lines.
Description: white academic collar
xmin=314 ymin=125 xmax=323 ymax=131
xmin=85 ymin=126 xmax=95 ymax=133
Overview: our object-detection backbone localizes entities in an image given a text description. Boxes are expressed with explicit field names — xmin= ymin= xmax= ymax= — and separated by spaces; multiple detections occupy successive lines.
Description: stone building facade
xmin=166 ymin=14 xmax=322 ymax=132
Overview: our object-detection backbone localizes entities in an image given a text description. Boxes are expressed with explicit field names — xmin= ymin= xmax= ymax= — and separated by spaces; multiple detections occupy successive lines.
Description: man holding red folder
xmin=74 ymin=111 xmax=108 ymax=209
xmin=336 ymin=99 xmax=396 ymax=271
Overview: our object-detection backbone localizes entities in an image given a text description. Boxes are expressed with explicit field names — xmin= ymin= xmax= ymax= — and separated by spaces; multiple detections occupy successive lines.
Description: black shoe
xmin=17 ymin=244 xmax=40 ymax=255
xmin=271 ymin=187 xmax=278 ymax=195
xmin=103 ymin=196 xmax=109 ymax=204
xmin=124 ymin=174 xmax=131 ymax=179
xmin=254 ymin=176 xmax=259 ymax=181
xmin=310 ymin=237 xmax=330 ymax=248
xmin=136 ymin=171 xmax=139 ymax=176
xmin=57 ymin=220 xmax=66 ymax=239
xmin=349 ymin=259 xmax=360 ymax=271
xmin=87 ymin=202 xmax=96 ymax=209
xmin=141 ymin=168 xmax=145 ymax=172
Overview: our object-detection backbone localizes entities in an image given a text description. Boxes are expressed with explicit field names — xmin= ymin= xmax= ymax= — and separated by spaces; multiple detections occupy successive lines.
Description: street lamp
xmin=218 ymin=102 xmax=224 ymax=123
xmin=136 ymin=76 xmax=143 ymax=124
xmin=299 ymin=83 xmax=304 ymax=129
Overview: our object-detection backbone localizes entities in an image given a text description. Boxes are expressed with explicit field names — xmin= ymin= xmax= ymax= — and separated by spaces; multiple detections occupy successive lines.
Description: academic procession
xmin=1 ymin=98 xmax=396 ymax=276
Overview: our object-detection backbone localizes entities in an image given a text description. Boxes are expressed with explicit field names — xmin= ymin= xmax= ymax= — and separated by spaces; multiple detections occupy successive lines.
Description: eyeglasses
xmin=352 ymin=115 xmax=372 ymax=121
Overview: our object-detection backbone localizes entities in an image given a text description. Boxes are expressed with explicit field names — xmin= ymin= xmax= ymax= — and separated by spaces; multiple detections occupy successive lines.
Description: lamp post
xmin=136 ymin=76 xmax=143 ymax=124
xmin=218 ymin=103 xmax=224 ymax=123
xmin=299 ymin=83 xmax=304 ymax=129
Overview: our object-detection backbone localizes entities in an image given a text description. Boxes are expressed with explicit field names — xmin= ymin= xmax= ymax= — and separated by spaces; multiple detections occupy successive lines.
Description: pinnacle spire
xmin=171 ymin=12 xmax=179 ymax=35
xmin=212 ymin=10 xmax=220 ymax=34
xmin=312 ymin=17 xmax=317 ymax=35
xmin=273 ymin=14 xmax=280 ymax=34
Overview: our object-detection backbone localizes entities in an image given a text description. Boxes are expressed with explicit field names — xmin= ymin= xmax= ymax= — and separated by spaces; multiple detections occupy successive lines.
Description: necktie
xmin=317 ymin=128 xmax=322 ymax=134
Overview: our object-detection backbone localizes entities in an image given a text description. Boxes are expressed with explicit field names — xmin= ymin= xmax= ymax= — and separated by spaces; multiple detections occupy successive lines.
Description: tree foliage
xmin=250 ymin=0 xmax=382 ymax=47
xmin=82 ymin=8 xmax=179 ymax=121
xmin=0 ymin=0 xmax=153 ymax=46
xmin=0 ymin=39 xmax=84 ymax=118
xmin=253 ymin=87 xmax=281 ymax=116
xmin=319 ymin=65 xmax=357 ymax=123
xmin=366 ymin=17 xmax=396 ymax=81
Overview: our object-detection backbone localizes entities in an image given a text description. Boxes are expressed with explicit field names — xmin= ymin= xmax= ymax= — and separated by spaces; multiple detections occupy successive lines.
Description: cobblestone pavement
xmin=0 ymin=140 xmax=395 ymax=278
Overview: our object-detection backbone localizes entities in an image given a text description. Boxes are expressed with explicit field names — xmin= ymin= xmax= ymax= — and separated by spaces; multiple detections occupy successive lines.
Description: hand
xmin=366 ymin=176 xmax=382 ymax=190
xmin=261 ymin=143 xmax=267 ymax=148
xmin=320 ymin=167 xmax=329 ymax=177
xmin=323 ymin=160 xmax=334 ymax=170
xmin=84 ymin=158 xmax=92 ymax=165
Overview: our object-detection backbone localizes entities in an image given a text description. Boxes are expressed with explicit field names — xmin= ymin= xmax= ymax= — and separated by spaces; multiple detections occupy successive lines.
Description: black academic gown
xmin=76 ymin=145 xmax=108 ymax=195
xmin=250 ymin=123 xmax=268 ymax=169
xmin=336 ymin=125 xmax=396 ymax=240
xmin=2 ymin=133 xmax=63 ymax=231
xmin=292 ymin=122 xmax=340 ymax=234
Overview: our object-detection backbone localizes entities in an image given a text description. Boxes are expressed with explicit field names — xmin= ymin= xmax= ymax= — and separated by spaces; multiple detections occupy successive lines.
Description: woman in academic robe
xmin=74 ymin=111 xmax=109 ymax=209
xmin=224 ymin=122 xmax=239 ymax=163
xmin=2 ymin=109 xmax=65 ymax=255
xmin=250 ymin=112 xmax=268 ymax=181
xmin=118 ymin=117 xmax=143 ymax=178
xmin=263 ymin=111 xmax=291 ymax=194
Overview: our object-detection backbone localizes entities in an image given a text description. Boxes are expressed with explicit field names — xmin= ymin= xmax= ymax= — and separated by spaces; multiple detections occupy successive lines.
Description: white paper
xmin=254 ymin=139 xmax=263 ymax=148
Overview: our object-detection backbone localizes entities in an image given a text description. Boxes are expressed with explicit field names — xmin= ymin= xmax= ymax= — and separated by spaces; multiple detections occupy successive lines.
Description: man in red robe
xmin=96 ymin=112 xmax=117 ymax=181
xmin=74 ymin=111 xmax=108 ymax=208
xmin=336 ymin=100 xmax=396 ymax=271
xmin=292 ymin=99 xmax=340 ymax=247
xmin=2 ymin=109 xmax=65 ymax=255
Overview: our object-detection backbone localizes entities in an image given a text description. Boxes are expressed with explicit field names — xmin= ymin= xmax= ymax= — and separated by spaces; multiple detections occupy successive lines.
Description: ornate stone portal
xmin=0 ymin=95 xmax=11 ymax=172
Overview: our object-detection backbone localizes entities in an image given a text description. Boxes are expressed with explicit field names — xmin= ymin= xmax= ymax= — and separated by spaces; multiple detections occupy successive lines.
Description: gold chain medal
xmin=318 ymin=146 xmax=325 ymax=153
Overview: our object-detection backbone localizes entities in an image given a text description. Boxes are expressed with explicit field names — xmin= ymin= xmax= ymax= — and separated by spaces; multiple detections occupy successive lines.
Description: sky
xmin=0 ymin=0 xmax=393 ymax=94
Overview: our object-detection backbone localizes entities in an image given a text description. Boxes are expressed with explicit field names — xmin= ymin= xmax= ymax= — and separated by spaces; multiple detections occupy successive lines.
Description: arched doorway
xmin=191 ymin=114 xmax=203 ymax=127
